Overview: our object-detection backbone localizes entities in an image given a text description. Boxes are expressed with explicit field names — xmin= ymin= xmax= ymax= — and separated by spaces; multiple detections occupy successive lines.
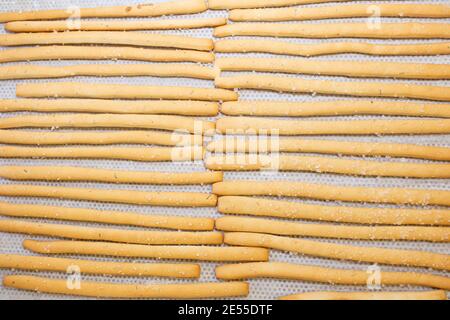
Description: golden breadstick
xmin=0 ymin=184 xmax=217 ymax=207
xmin=216 ymin=217 xmax=450 ymax=242
xmin=0 ymin=219 xmax=222 ymax=245
xmin=0 ymin=166 xmax=222 ymax=185
xmin=218 ymin=196 xmax=450 ymax=226
xmin=205 ymin=154 xmax=450 ymax=179
xmin=214 ymin=23 xmax=450 ymax=39
xmin=24 ymin=240 xmax=269 ymax=262
xmin=216 ymin=57 xmax=450 ymax=80
xmin=0 ymin=32 xmax=213 ymax=51
xmin=279 ymin=290 xmax=448 ymax=300
xmin=213 ymin=181 xmax=450 ymax=206
xmin=209 ymin=0 xmax=380 ymax=10
xmin=215 ymin=262 xmax=450 ymax=290
xmin=0 ymin=63 xmax=217 ymax=80
xmin=229 ymin=4 xmax=450 ymax=21
xmin=0 ymin=254 xmax=200 ymax=278
xmin=215 ymin=76 xmax=450 ymax=101
xmin=0 ymin=201 xmax=214 ymax=231
xmin=220 ymin=100 xmax=450 ymax=118
xmin=16 ymin=82 xmax=238 ymax=101
xmin=224 ymin=233 xmax=450 ymax=270
xmin=0 ymin=46 xmax=215 ymax=63
xmin=214 ymin=39 xmax=450 ymax=57
xmin=3 ymin=275 xmax=249 ymax=299
xmin=0 ymin=0 xmax=208 ymax=22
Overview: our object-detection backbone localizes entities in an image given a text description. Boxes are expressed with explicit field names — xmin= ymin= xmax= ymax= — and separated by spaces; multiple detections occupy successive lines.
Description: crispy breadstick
xmin=0 ymin=0 xmax=208 ymax=22
xmin=220 ymin=100 xmax=450 ymax=118
xmin=205 ymin=154 xmax=450 ymax=179
xmin=213 ymin=181 xmax=450 ymax=206
xmin=216 ymin=117 xmax=450 ymax=135
xmin=3 ymin=275 xmax=248 ymax=299
xmin=0 ymin=219 xmax=222 ymax=245
xmin=0 ymin=184 xmax=217 ymax=207
xmin=216 ymin=57 xmax=450 ymax=80
xmin=218 ymin=196 xmax=450 ymax=226
xmin=214 ymin=39 xmax=450 ymax=57
xmin=215 ymin=262 xmax=450 ymax=290
xmin=16 ymin=82 xmax=238 ymax=101
xmin=0 ymin=46 xmax=215 ymax=63
xmin=24 ymin=240 xmax=269 ymax=262
xmin=0 ymin=201 xmax=214 ymax=231
xmin=0 ymin=63 xmax=217 ymax=80
xmin=0 ymin=254 xmax=200 ymax=278
xmin=224 ymin=233 xmax=450 ymax=270
xmin=279 ymin=290 xmax=448 ymax=300
xmin=209 ymin=0 xmax=382 ymax=10
xmin=216 ymin=217 xmax=450 ymax=242
xmin=229 ymin=4 xmax=450 ymax=21
xmin=215 ymin=76 xmax=450 ymax=101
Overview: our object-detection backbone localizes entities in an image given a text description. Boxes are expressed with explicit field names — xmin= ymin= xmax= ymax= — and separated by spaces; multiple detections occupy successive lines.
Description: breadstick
xmin=0 ymin=32 xmax=213 ymax=51
xmin=229 ymin=4 xmax=450 ymax=21
xmin=216 ymin=217 xmax=450 ymax=242
xmin=213 ymin=181 xmax=450 ymax=206
xmin=216 ymin=117 xmax=450 ymax=135
xmin=220 ymin=100 xmax=450 ymax=118
xmin=0 ymin=46 xmax=215 ymax=63
xmin=215 ymin=76 xmax=450 ymax=102
xmin=218 ymin=196 xmax=450 ymax=226
xmin=214 ymin=39 xmax=450 ymax=57
xmin=224 ymin=233 xmax=450 ymax=270
xmin=0 ymin=219 xmax=222 ymax=245
xmin=0 ymin=0 xmax=208 ymax=22
xmin=23 ymin=240 xmax=269 ymax=262
xmin=209 ymin=0 xmax=382 ymax=10
xmin=216 ymin=57 xmax=450 ymax=80
xmin=279 ymin=290 xmax=448 ymax=300
xmin=205 ymin=154 xmax=450 ymax=179
xmin=215 ymin=262 xmax=450 ymax=290
xmin=0 ymin=201 xmax=215 ymax=231
xmin=0 ymin=63 xmax=217 ymax=80
xmin=16 ymin=82 xmax=238 ymax=102
xmin=0 ymin=166 xmax=222 ymax=185
xmin=5 ymin=18 xmax=227 ymax=32
xmin=0 ymin=184 xmax=217 ymax=207
xmin=0 ymin=254 xmax=200 ymax=278
xmin=214 ymin=23 xmax=450 ymax=39
xmin=3 ymin=275 xmax=249 ymax=299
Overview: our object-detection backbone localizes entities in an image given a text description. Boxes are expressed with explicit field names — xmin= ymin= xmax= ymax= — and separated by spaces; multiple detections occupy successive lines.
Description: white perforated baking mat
xmin=0 ymin=0 xmax=449 ymax=300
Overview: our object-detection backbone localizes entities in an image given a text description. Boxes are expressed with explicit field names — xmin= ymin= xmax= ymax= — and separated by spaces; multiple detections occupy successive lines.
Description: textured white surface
xmin=0 ymin=0 xmax=449 ymax=300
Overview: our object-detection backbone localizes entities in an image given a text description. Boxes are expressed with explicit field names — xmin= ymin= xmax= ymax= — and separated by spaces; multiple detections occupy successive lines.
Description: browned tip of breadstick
xmin=3 ymin=275 xmax=249 ymax=299
xmin=279 ymin=290 xmax=448 ymax=300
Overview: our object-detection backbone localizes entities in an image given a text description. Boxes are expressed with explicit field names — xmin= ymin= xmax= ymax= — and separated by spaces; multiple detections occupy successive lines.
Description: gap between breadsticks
xmin=279 ymin=290 xmax=448 ymax=300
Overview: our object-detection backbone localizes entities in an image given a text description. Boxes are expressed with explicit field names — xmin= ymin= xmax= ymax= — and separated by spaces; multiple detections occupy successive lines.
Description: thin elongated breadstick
xmin=0 ymin=46 xmax=215 ymax=63
xmin=24 ymin=240 xmax=269 ymax=262
xmin=216 ymin=57 xmax=450 ymax=80
xmin=0 ymin=0 xmax=208 ymax=22
xmin=0 ymin=63 xmax=217 ymax=80
xmin=215 ymin=76 xmax=450 ymax=102
xmin=220 ymin=100 xmax=450 ymax=118
xmin=3 ymin=275 xmax=248 ymax=299
xmin=0 ymin=184 xmax=217 ymax=207
xmin=205 ymin=154 xmax=450 ymax=179
xmin=213 ymin=181 xmax=450 ymax=206
xmin=0 ymin=254 xmax=201 ymax=278
xmin=16 ymin=82 xmax=238 ymax=102
xmin=214 ymin=39 xmax=450 ymax=57
xmin=216 ymin=117 xmax=450 ymax=136
xmin=218 ymin=196 xmax=450 ymax=226
xmin=215 ymin=262 xmax=450 ymax=290
xmin=0 ymin=201 xmax=215 ymax=231
xmin=0 ymin=219 xmax=222 ymax=245
xmin=209 ymin=0 xmax=384 ymax=10
xmin=216 ymin=217 xmax=450 ymax=242
xmin=279 ymin=290 xmax=448 ymax=300
xmin=224 ymin=233 xmax=450 ymax=270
